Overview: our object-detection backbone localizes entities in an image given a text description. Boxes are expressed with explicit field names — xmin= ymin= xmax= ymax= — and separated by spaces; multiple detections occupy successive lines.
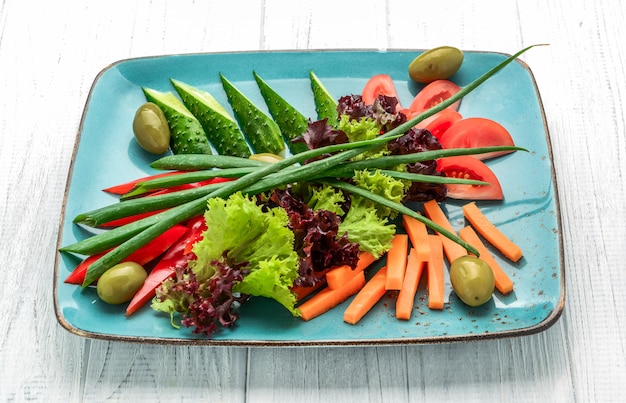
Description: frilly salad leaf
xmin=152 ymin=192 xmax=301 ymax=336
xmin=336 ymin=170 xmax=408 ymax=257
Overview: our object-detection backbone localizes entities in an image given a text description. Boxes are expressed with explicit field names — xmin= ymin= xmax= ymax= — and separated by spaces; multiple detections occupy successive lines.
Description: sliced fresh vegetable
xmin=126 ymin=216 xmax=207 ymax=316
xmin=409 ymin=79 xmax=461 ymax=115
xmin=103 ymin=171 xmax=185 ymax=195
xmin=219 ymin=73 xmax=285 ymax=155
xmin=423 ymin=199 xmax=468 ymax=263
xmin=439 ymin=117 xmax=515 ymax=160
xmin=291 ymin=269 xmax=331 ymax=301
xmin=343 ymin=266 xmax=388 ymax=325
xmin=142 ymin=87 xmax=213 ymax=155
xmin=171 ymin=78 xmax=252 ymax=158
xmin=362 ymin=74 xmax=401 ymax=110
xmin=401 ymin=214 xmax=431 ymax=262
xmin=462 ymin=202 xmax=523 ymax=262
xmin=64 ymin=253 xmax=106 ymax=285
xmin=427 ymin=234 xmax=445 ymax=310
xmin=415 ymin=109 xmax=463 ymax=140
xmin=385 ymin=234 xmax=409 ymax=290
xmin=325 ymin=251 xmax=377 ymax=290
xmin=298 ymin=271 xmax=366 ymax=321
xmin=437 ymin=156 xmax=504 ymax=200
xmin=64 ymin=224 xmax=188 ymax=285
xmin=73 ymin=181 xmax=227 ymax=228
xmin=122 ymin=172 xmax=239 ymax=199
xmin=253 ymin=71 xmax=309 ymax=154
xmin=309 ymin=70 xmax=339 ymax=125
xmin=395 ymin=248 xmax=425 ymax=320
xmin=458 ymin=225 xmax=514 ymax=294
xmin=98 ymin=210 xmax=165 ymax=228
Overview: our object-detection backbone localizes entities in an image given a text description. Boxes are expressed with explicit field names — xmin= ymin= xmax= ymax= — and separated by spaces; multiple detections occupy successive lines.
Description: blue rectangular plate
xmin=54 ymin=49 xmax=564 ymax=346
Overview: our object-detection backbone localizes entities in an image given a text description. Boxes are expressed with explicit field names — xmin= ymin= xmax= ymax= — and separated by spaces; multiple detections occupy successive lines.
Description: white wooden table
xmin=2 ymin=0 xmax=625 ymax=401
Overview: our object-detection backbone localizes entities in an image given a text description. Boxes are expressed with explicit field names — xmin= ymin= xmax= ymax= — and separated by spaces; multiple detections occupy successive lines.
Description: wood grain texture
xmin=1 ymin=0 xmax=626 ymax=402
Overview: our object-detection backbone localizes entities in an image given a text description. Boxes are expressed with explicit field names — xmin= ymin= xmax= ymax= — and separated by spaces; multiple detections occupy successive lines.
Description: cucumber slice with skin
xmin=253 ymin=71 xmax=309 ymax=154
xmin=219 ymin=73 xmax=285 ymax=155
xmin=142 ymin=87 xmax=213 ymax=155
xmin=171 ymin=78 xmax=251 ymax=158
xmin=310 ymin=70 xmax=339 ymax=126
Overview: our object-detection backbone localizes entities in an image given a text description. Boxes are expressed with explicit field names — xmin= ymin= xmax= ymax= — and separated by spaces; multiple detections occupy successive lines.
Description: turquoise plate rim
xmin=54 ymin=49 xmax=564 ymax=346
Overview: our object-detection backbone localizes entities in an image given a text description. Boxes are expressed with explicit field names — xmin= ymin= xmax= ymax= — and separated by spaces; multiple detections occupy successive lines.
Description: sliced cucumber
xmin=171 ymin=78 xmax=251 ymax=158
xmin=253 ymin=71 xmax=309 ymax=154
xmin=142 ymin=87 xmax=213 ymax=155
xmin=219 ymin=73 xmax=285 ymax=155
xmin=310 ymin=70 xmax=338 ymax=126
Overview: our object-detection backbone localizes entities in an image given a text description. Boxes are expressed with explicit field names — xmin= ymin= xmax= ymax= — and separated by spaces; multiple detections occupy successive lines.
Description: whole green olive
xmin=449 ymin=255 xmax=495 ymax=307
xmin=96 ymin=262 xmax=148 ymax=305
xmin=408 ymin=46 xmax=464 ymax=83
xmin=132 ymin=102 xmax=171 ymax=154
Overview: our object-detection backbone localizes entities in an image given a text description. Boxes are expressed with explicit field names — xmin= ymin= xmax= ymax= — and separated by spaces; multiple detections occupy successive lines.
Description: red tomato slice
xmin=439 ymin=117 xmax=515 ymax=160
xmin=362 ymin=74 xmax=401 ymax=109
xmin=409 ymin=79 xmax=461 ymax=114
xmin=415 ymin=109 xmax=463 ymax=140
xmin=437 ymin=156 xmax=503 ymax=200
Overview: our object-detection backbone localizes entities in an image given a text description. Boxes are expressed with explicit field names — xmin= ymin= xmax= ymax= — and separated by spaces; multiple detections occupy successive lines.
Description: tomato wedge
xmin=409 ymin=79 xmax=461 ymax=114
xmin=362 ymin=74 xmax=401 ymax=110
xmin=437 ymin=156 xmax=503 ymax=200
xmin=439 ymin=117 xmax=515 ymax=160
xmin=415 ymin=109 xmax=463 ymax=140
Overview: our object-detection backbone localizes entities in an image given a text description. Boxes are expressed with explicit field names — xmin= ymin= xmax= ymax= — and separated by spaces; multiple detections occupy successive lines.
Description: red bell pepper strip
xmin=125 ymin=216 xmax=207 ymax=316
xmin=98 ymin=210 xmax=167 ymax=227
xmin=99 ymin=178 xmax=235 ymax=227
xmin=102 ymin=171 xmax=186 ymax=195
xmin=64 ymin=224 xmax=188 ymax=285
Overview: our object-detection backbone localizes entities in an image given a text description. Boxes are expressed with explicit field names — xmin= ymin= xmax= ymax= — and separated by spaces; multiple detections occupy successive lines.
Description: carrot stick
xmin=427 ymin=235 xmax=445 ymax=310
xmin=385 ymin=234 xmax=409 ymax=290
xmin=401 ymin=214 xmax=431 ymax=262
xmin=423 ymin=199 xmax=466 ymax=263
xmin=344 ymin=266 xmax=388 ymax=325
xmin=325 ymin=251 xmax=377 ymax=290
xmin=458 ymin=226 xmax=514 ymax=294
xmin=396 ymin=249 xmax=425 ymax=320
xmin=462 ymin=202 xmax=523 ymax=262
xmin=298 ymin=271 xmax=366 ymax=321
xmin=291 ymin=281 xmax=326 ymax=301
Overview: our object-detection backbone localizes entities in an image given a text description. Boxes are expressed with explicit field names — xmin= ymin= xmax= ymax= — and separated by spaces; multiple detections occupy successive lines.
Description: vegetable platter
xmin=54 ymin=48 xmax=563 ymax=346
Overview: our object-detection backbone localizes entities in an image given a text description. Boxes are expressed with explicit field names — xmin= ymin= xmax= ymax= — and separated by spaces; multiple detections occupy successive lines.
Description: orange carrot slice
xmin=427 ymin=235 xmax=445 ymax=310
xmin=401 ymin=214 xmax=431 ymax=262
xmin=291 ymin=281 xmax=326 ymax=301
xmin=462 ymin=202 xmax=523 ymax=262
xmin=458 ymin=226 xmax=514 ymax=294
xmin=344 ymin=266 xmax=388 ymax=325
xmin=396 ymin=249 xmax=425 ymax=320
xmin=385 ymin=234 xmax=409 ymax=290
xmin=298 ymin=271 xmax=366 ymax=321
xmin=423 ymin=199 xmax=466 ymax=263
xmin=325 ymin=251 xmax=377 ymax=290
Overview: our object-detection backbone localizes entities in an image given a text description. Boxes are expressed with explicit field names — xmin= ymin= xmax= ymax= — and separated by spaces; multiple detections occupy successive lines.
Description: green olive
xmin=96 ymin=262 xmax=148 ymax=305
xmin=408 ymin=46 xmax=464 ymax=83
xmin=449 ymin=256 xmax=495 ymax=307
xmin=132 ymin=102 xmax=171 ymax=154
xmin=249 ymin=153 xmax=284 ymax=163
